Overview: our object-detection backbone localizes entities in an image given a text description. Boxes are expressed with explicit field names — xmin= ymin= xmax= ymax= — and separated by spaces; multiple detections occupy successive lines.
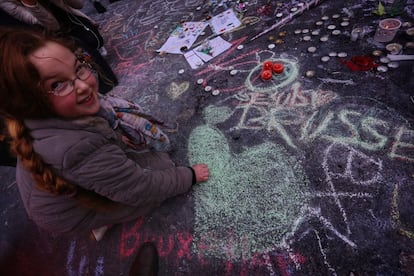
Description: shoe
xmin=93 ymin=1 xmax=106 ymax=13
xmin=128 ymin=242 xmax=159 ymax=276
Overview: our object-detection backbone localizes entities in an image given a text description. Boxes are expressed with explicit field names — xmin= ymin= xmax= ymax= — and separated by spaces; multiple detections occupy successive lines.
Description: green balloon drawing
xmin=188 ymin=105 xmax=310 ymax=260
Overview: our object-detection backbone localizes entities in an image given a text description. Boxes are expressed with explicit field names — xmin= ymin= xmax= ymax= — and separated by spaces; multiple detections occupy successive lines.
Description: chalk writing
xmin=118 ymin=215 xmax=308 ymax=274
xmin=389 ymin=126 xmax=414 ymax=163
xmin=66 ymin=240 xmax=105 ymax=276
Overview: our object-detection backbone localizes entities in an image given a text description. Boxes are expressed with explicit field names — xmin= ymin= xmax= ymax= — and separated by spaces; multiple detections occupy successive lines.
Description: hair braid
xmin=6 ymin=117 xmax=76 ymax=195
xmin=5 ymin=118 xmax=118 ymax=211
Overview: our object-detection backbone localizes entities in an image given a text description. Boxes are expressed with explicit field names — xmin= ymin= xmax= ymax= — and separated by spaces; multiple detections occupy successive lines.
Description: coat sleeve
xmin=60 ymin=136 xmax=194 ymax=207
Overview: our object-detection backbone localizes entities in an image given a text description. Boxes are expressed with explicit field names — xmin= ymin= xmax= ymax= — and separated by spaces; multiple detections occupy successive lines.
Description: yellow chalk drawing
xmin=166 ymin=81 xmax=189 ymax=100
xmin=391 ymin=183 xmax=414 ymax=239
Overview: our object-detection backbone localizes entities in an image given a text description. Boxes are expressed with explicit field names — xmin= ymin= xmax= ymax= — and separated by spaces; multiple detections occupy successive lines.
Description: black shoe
xmin=93 ymin=1 xmax=106 ymax=13
xmin=129 ymin=242 xmax=159 ymax=276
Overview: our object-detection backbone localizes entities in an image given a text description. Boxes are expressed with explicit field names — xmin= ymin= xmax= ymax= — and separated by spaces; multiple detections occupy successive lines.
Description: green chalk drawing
xmin=188 ymin=105 xmax=310 ymax=260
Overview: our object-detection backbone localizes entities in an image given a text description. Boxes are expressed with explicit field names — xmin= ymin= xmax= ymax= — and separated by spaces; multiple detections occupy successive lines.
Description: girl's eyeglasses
xmin=46 ymin=63 xmax=95 ymax=97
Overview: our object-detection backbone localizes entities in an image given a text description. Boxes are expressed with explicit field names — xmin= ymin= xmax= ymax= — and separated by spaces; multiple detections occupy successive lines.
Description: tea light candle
xmin=373 ymin=18 xmax=402 ymax=43
xmin=261 ymin=70 xmax=273 ymax=81
xmin=272 ymin=63 xmax=284 ymax=74
xmin=263 ymin=61 xmax=273 ymax=70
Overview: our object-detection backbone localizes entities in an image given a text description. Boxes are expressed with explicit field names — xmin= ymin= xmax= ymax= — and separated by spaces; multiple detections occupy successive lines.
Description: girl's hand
xmin=192 ymin=163 xmax=210 ymax=183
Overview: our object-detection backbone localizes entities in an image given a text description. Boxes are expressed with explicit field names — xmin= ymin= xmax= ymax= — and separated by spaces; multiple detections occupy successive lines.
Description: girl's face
xmin=29 ymin=42 xmax=100 ymax=118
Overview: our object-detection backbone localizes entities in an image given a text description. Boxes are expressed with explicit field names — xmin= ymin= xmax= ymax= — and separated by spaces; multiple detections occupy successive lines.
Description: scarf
xmin=98 ymin=94 xmax=172 ymax=148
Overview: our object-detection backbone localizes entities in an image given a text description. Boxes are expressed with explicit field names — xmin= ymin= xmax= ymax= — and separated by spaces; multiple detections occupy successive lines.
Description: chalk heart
xmin=167 ymin=81 xmax=189 ymax=100
xmin=188 ymin=124 xmax=310 ymax=260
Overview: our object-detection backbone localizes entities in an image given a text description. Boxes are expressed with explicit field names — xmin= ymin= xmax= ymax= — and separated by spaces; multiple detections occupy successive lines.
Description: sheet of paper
xmin=184 ymin=51 xmax=205 ymax=69
xmin=157 ymin=21 xmax=208 ymax=54
xmin=209 ymin=8 xmax=242 ymax=35
xmin=184 ymin=36 xmax=232 ymax=68
xmin=193 ymin=36 xmax=232 ymax=62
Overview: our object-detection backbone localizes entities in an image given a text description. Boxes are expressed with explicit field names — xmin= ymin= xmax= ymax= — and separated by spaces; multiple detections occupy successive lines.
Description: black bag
xmin=40 ymin=0 xmax=104 ymax=50
xmin=64 ymin=12 xmax=104 ymax=50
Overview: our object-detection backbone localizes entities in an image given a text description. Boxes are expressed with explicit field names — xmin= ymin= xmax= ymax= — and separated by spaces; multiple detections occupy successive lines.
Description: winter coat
xmin=16 ymin=116 xmax=193 ymax=233
xmin=0 ymin=0 xmax=95 ymax=28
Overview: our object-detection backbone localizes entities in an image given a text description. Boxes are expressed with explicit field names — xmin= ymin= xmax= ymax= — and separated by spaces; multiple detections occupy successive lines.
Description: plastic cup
xmin=373 ymin=18 xmax=402 ymax=43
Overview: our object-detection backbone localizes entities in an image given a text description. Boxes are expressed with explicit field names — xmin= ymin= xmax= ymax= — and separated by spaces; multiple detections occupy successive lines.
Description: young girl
xmin=0 ymin=0 xmax=118 ymax=94
xmin=0 ymin=27 xmax=209 ymax=236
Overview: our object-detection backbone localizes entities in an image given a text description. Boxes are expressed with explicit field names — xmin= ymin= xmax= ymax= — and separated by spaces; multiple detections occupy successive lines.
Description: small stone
xmin=196 ymin=78 xmax=204 ymax=84
xmin=204 ymin=85 xmax=212 ymax=92
xmin=268 ymin=43 xmax=276 ymax=49
xmin=311 ymin=30 xmax=320 ymax=36
xmin=337 ymin=52 xmax=347 ymax=58
xmin=332 ymin=14 xmax=340 ymax=19
xmin=237 ymin=44 xmax=244 ymax=50
xmin=315 ymin=21 xmax=324 ymax=26
xmin=276 ymin=12 xmax=283 ymax=18
xmin=302 ymin=29 xmax=309 ymax=34
xmin=307 ymin=46 xmax=317 ymax=53
xmin=321 ymin=16 xmax=329 ymax=21
xmin=212 ymin=89 xmax=220 ymax=96
xmin=328 ymin=52 xmax=337 ymax=57
xmin=327 ymin=24 xmax=336 ymax=30
xmin=332 ymin=30 xmax=341 ymax=35
xmin=303 ymin=35 xmax=311 ymax=41
xmin=178 ymin=69 xmax=185 ymax=74
xmin=294 ymin=29 xmax=302 ymax=34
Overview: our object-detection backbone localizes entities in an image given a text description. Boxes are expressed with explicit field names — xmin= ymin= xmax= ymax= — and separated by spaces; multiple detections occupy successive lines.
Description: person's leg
xmin=0 ymin=140 xmax=16 ymax=167
xmin=128 ymin=242 xmax=158 ymax=276
xmin=91 ymin=0 xmax=107 ymax=13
